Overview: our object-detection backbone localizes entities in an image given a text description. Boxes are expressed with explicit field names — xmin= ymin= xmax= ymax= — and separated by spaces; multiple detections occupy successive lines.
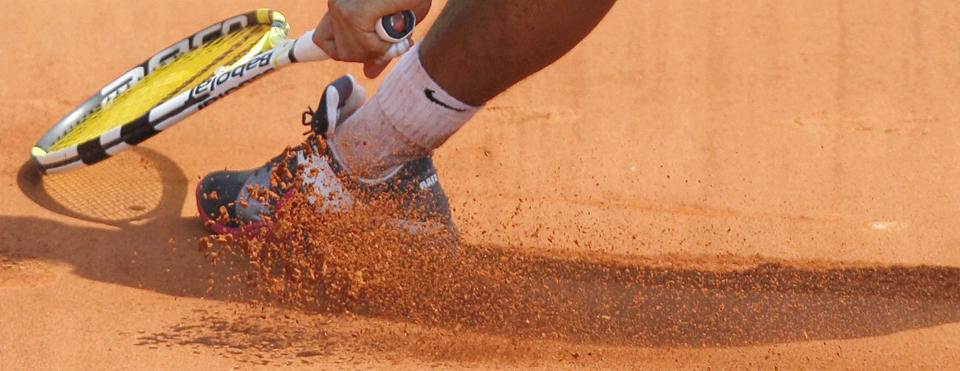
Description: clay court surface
xmin=4 ymin=0 xmax=960 ymax=368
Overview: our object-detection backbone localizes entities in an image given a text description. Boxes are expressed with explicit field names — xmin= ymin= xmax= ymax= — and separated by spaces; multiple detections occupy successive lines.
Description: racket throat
xmin=215 ymin=19 xmax=289 ymax=76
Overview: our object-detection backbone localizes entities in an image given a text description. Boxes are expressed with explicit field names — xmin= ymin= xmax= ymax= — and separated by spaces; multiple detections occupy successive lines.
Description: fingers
xmin=313 ymin=14 xmax=339 ymax=59
xmin=412 ymin=0 xmax=432 ymax=24
xmin=329 ymin=9 xmax=390 ymax=61
xmin=384 ymin=0 xmax=426 ymax=22
xmin=319 ymin=0 xmax=429 ymax=75
xmin=365 ymin=37 xmax=414 ymax=78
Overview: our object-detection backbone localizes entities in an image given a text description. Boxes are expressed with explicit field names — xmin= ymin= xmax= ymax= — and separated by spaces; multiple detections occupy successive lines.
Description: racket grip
xmin=373 ymin=10 xmax=416 ymax=64
xmin=295 ymin=11 xmax=415 ymax=63
xmin=375 ymin=10 xmax=416 ymax=43
xmin=294 ymin=30 xmax=331 ymax=62
xmin=377 ymin=39 xmax=412 ymax=64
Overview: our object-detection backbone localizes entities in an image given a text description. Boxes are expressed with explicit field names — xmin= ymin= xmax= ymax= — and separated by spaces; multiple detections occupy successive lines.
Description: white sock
xmin=333 ymin=43 xmax=480 ymax=181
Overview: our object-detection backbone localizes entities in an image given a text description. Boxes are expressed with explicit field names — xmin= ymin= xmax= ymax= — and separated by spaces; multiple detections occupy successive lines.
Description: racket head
xmin=32 ymin=8 xmax=290 ymax=174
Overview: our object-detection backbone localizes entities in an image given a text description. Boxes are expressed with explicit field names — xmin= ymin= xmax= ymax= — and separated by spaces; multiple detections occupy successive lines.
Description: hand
xmin=313 ymin=0 xmax=432 ymax=78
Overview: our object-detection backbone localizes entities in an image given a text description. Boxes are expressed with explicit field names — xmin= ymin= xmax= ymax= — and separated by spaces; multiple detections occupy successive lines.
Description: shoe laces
xmin=301 ymin=105 xmax=325 ymax=137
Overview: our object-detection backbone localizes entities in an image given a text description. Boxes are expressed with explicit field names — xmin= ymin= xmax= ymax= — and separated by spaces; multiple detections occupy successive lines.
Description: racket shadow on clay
xmin=18 ymin=146 xmax=186 ymax=227
xmin=12 ymin=149 xmax=226 ymax=299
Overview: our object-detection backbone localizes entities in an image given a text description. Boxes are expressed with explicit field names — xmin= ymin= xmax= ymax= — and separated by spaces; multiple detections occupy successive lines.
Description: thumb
xmin=363 ymin=59 xmax=390 ymax=79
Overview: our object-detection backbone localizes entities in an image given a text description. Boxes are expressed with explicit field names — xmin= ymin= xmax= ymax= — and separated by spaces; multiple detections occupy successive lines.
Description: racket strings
xmin=50 ymin=24 xmax=272 ymax=151
xmin=160 ymin=25 xmax=270 ymax=103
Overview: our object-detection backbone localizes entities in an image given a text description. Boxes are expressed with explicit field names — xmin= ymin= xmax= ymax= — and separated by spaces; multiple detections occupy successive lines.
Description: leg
xmin=421 ymin=0 xmax=618 ymax=106
xmin=197 ymin=0 xmax=618 ymax=235
xmin=334 ymin=0 xmax=618 ymax=178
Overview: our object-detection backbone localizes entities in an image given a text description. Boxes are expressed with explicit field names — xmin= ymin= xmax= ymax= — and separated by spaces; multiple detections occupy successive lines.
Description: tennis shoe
xmin=196 ymin=74 xmax=455 ymax=237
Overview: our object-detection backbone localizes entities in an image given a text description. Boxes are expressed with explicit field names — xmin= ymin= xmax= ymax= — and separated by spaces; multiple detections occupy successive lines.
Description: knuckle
xmin=327 ymin=0 xmax=340 ymax=11
xmin=328 ymin=0 xmax=352 ymax=18
xmin=333 ymin=0 xmax=357 ymax=18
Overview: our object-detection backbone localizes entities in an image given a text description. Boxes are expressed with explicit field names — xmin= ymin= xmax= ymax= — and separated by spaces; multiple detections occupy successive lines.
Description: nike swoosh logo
xmin=424 ymin=88 xmax=467 ymax=112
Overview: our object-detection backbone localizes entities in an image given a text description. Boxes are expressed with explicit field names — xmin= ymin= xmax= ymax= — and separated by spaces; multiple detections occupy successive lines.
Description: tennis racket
xmin=31 ymin=8 xmax=415 ymax=174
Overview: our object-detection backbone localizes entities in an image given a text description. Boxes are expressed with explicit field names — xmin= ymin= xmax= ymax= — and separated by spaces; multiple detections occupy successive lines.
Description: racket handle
xmin=376 ymin=10 xmax=416 ymax=43
xmin=293 ymin=11 xmax=416 ymax=63
xmin=375 ymin=10 xmax=416 ymax=62
xmin=294 ymin=30 xmax=331 ymax=62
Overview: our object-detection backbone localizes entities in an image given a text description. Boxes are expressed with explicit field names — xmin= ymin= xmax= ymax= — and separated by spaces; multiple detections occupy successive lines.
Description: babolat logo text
xmin=419 ymin=173 xmax=439 ymax=190
xmin=190 ymin=52 xmax=273 ymax=98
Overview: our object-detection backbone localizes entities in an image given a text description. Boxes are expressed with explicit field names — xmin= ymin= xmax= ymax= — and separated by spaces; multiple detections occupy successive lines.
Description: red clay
xmin=3 ymin=0 xmax=960 ymax=369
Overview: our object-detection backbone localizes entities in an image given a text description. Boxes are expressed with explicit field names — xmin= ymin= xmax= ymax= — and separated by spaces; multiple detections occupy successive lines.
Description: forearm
xmin=420 ymin=0 xmax=617 ymax=106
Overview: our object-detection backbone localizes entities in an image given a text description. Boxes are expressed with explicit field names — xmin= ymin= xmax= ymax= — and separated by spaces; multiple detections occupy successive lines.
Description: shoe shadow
xmin=356 ymin=245 xmax=960 ymax=347
xmin=7 ymin=151 xmax=960 ymax=348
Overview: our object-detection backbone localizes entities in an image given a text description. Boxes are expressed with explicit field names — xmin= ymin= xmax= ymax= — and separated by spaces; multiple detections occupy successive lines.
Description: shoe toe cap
xmin=197 ymin=170 xmax=252 ymax=227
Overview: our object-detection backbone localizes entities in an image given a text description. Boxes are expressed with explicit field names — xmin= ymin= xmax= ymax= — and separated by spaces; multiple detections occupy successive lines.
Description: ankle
xmin=331 ymin=44 xmax=480 ymax=179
